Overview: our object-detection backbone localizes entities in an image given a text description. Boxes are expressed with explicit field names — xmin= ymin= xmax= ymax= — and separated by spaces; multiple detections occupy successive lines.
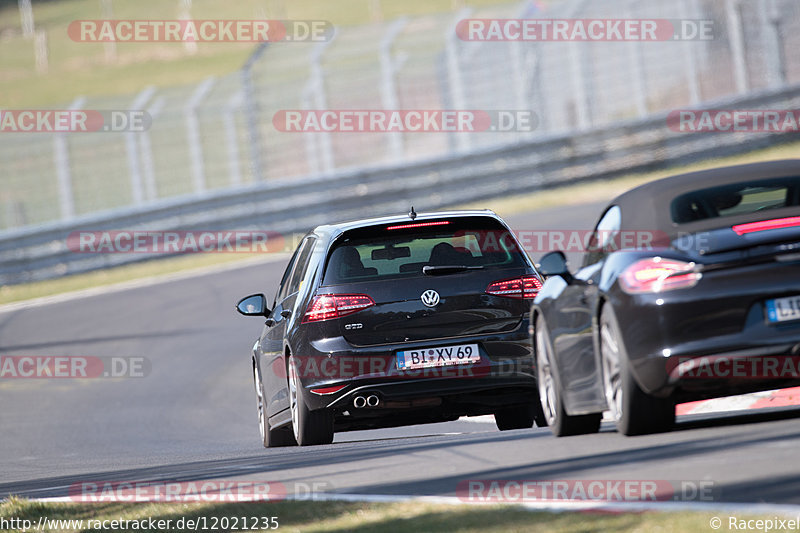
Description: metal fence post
xmin=379 ymin=17 xmax=408 ymax=164
xmin=446 ymin=8 xmax=472 ymax=153
xmin=18 ymin=0 xmax=34 ymax=37
xmin=625 ymin=2 xmax=648 ymax=118
xmin=512 ymin=43 xmax=540 ymax=140
xmin=680 ymin=0 xmax=701 ymax=105
xmin=760 ymin=0 xmax=786 ymax=88
xmin=725 ymin=0 xmax=749 ymax=94
xmin=53 ymin=96 xmax=85 ymax=220
xmin=301 ymin=83 xmax=322 ymax=176
xmin=140 ymin=96 xmax=165 ymax=201
xmin=512 ymin=0 xmax=538 ymax=118
xmin=309 ymin=35 xmax=336 ymax=175
xmin=185 ymin=77 xmax=216 ymax=194
xmin=569 ymin=43 xmax=591 ymax=130
xmin=126 ymin=86 xmax=156 ymax=205
xmin=242 ymin=42 xmax=269 ymax=183
xmin=223 ymin=91 xmax=244 ymax=187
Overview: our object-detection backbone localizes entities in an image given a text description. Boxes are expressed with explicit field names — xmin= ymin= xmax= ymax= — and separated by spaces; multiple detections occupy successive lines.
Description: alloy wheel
xmin=600 ymin=319 xmax=623 ymax=422
xmin=536 ymin=326 xmax=558 ymax=426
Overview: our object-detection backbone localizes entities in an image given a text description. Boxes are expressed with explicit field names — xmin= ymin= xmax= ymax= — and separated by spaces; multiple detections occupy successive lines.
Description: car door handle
xmin=280 ymin=309 xmax=292 ymax=319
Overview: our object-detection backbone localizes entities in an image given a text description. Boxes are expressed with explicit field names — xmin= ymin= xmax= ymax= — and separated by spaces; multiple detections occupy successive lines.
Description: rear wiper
xmin=422 ymin=265 xmax=484 ymax=276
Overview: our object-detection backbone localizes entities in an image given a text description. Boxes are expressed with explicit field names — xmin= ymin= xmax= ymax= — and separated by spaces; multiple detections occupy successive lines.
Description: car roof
xmin=310 ymin=209 xmax=503 ymax=243
xmin=609 ymin=159 xmax=800 ymax=235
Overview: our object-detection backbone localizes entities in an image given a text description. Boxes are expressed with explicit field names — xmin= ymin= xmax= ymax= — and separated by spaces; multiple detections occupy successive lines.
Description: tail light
xmin=302 ymin=293 xmax=375 ymax=323
xmin=619 ymin=257 xmax=701 ymax=294
xmin=386 ymin=220 xmax=450 ymax=231
xmin=732 ymin=216 xmax=800 ymax=235
xmin=486 ymin=275 xmax=542 ymax=299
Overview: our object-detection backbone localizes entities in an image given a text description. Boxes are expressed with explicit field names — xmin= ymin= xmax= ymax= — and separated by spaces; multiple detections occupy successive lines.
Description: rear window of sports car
xmin=671 ymin=176 xmax=800 ymax=223
xmin=322 ymin=217 xmax=527 ymax=284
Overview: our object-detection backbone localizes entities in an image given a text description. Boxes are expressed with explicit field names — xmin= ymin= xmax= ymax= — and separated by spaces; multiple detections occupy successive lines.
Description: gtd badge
xmin=421 ymin=289 xmax=440 ymax=307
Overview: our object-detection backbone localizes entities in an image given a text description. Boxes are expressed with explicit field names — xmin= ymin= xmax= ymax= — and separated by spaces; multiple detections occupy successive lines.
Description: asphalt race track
xmin=3 ymin=203 xmax=800 ymax=507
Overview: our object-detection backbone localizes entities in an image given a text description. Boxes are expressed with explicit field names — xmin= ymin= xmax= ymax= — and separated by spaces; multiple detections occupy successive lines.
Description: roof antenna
xmin=408 ymin=206 xmax=417 ymax=220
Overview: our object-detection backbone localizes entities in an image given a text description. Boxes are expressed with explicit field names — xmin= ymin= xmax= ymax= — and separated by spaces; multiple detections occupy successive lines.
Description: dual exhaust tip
xmin=353 ymin=394 xmax=381 ymax=408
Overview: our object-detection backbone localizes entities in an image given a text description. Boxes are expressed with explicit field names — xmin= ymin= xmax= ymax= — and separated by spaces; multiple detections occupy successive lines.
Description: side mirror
xmin=537 ymin=251 xmax=570 ymax=278
xmin=236 ymin=294 xmax=270 ymax=317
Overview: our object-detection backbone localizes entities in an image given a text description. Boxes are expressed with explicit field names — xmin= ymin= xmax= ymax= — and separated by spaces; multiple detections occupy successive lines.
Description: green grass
xmin=2 ymin=140 xmax=798 ymax=307
xmin=0 ymin=0 xmax=516 ymax=108
xmin=0 ymin=251 xmax=272 ymax=305
xmin=0 ymin=496 xmax=780 ymax=532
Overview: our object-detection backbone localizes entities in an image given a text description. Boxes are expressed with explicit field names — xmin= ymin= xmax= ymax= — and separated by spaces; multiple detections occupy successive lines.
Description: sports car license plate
xmin=766 ymin=295 xmax=800 ymax=323
xmin=396 ymin=344 xmax=481 ymax=370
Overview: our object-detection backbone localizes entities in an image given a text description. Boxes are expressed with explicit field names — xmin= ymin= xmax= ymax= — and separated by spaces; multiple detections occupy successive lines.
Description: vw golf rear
xmin=236 ymin=210 xmax=545 ymax=445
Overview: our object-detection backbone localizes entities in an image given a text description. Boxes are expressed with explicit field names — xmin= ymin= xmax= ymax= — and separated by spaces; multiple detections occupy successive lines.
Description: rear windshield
xmin=671 ymin=176 xmax=800 ymax=223
xmin=322 ymin=217 xmax=528 ymax=284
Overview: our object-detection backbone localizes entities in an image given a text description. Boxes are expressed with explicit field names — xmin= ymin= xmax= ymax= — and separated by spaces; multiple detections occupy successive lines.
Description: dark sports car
xmin=236 ymin=209 xmax=545 ymax=446
xmin=532 ymin=160 xmax=800 ymax=436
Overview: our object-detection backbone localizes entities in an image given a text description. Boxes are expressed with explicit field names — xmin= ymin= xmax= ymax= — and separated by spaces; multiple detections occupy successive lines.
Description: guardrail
xmin=2 ymin=83 xmax=799 ymax=285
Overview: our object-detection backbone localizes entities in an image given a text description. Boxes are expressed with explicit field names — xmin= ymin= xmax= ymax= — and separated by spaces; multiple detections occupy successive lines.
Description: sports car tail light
xmin=619 ymin=257 xmax=701 ymax=294
xmin=302 ymin=294 xmax=375 ymax=323
xmin=732 ymin=216 xmax=800 ymax=235
xmin=486 ymin=276 xmax=542 ymax=299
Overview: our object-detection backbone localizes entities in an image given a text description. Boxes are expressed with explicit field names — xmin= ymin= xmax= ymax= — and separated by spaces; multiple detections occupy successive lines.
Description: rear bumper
xmin=328 ymin=375 xmax=536 ymax=408
xmin=293 ymin=323 xmax=536 ymax=412
xmin=328 ymin=376 xmax=537 ymax=431
xmin=611 ymin=260 xmax=800 ymax=399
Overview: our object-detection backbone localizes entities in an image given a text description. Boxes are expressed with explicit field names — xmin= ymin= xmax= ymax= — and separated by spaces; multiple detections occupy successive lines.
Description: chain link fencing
xmin=1 ymin=0 xmax=798 ymax=233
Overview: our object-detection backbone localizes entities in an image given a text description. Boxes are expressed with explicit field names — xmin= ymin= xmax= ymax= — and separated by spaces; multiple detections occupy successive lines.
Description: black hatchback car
xmin=532 ymin=160 xmax=800 ymax=437
xmin=237 ymin=209 xmax=545 ymax=445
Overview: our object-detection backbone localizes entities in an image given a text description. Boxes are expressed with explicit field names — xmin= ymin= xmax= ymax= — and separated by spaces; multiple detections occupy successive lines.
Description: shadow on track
xmin=4 ymin=406 xmax=800 ymax=504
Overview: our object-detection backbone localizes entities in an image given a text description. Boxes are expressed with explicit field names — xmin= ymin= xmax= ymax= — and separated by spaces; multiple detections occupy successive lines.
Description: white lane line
xmin=0 ymin=253 xmax=290 ymax=315
xmin=459 ymin=415 xmax=496 ymax=424
xmin=27 ymin=492 xmax=800 ymax=515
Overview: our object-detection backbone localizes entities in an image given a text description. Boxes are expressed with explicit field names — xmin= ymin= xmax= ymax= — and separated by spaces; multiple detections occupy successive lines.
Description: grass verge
xmin=0 ymin=496 xmax=770 ymax=533
xmin=1 ymin=0 xmax=514 ymax=108
xmin=0 ymin=252 xmax=275 ymax=306
xmin=2 ymin=141 xmax=798 ymax=307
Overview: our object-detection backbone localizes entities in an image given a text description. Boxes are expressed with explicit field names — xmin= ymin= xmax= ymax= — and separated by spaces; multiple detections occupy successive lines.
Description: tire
xmin=253 ymin=360 xmax=296 ymax=448
xmin=494 ymin=405 xmax=534 ymax=431
xmin=535 ymin=316 xmax=602 ymax=437
xmin=288 ymin=355 xmax=334 ymax=446
xmin=600 ymin=307 xmax=675 ymax=436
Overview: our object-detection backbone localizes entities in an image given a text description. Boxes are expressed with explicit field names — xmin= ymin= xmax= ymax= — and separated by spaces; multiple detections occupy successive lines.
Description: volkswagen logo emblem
xmin=421 ymin=289 xmax=440 ymax=307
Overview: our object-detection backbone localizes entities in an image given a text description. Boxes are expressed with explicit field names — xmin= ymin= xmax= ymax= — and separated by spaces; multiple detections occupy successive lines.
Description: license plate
xmin=766 ymin=295 xmax=800 ymax=323
xmin=396 ymin=344 xmax=481 ymax=370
